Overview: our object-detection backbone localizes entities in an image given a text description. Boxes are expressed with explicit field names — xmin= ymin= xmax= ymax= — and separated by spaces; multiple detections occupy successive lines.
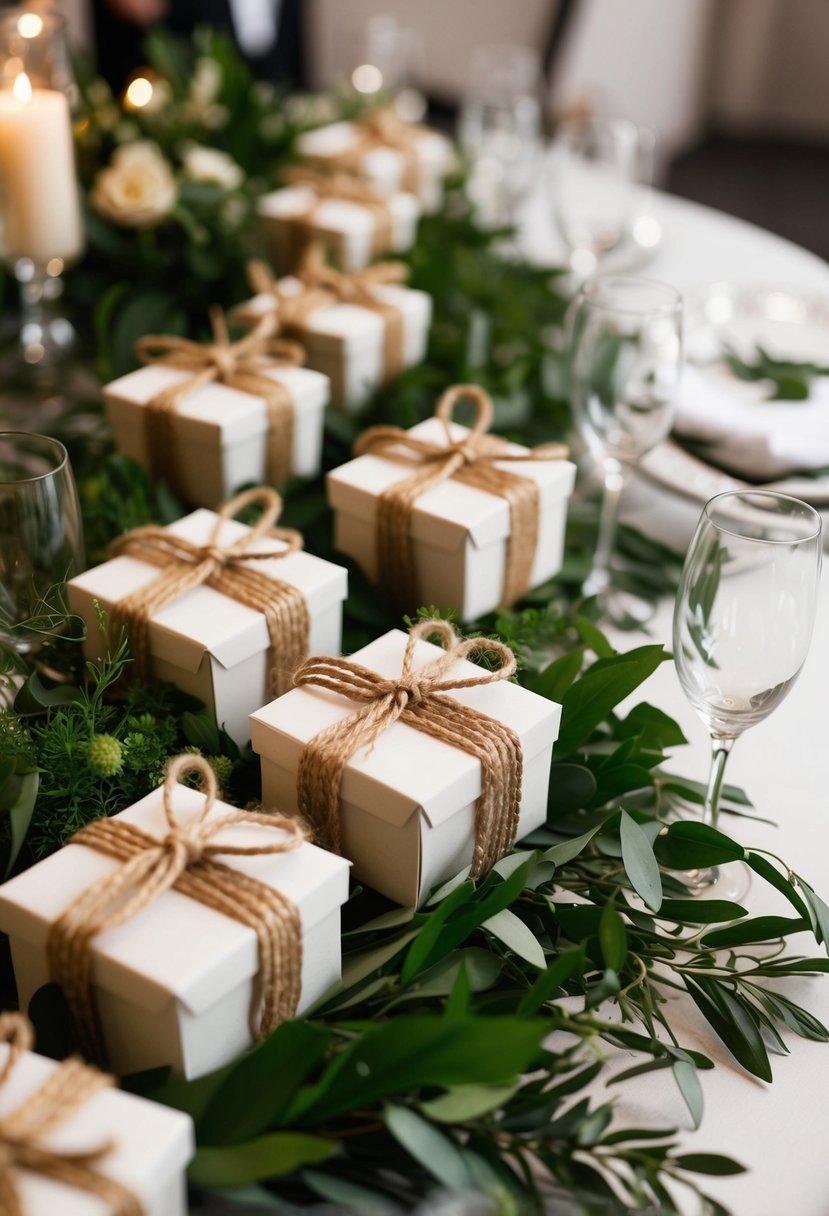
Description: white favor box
xmin=0 ymin=783 xmax=351 ymax=1080
xmin=296 ymin=120 xmax=453 ymax=214
xmin=327 ymin=417 xmax=577 ymax=620
xmin=258 ymin=184 xmax=420 ymax=273
xmin=250 ymin=628 xmax=560 ymax=907
xmin=237 ymin=275 xmax=432 ymax=413
xmin=0 ymin=1042 xmax=193 ymax=1216
xmin=67 ymin=508 xmax=348 ymax=747
xmin=104 ymin=361 xmax=330 ymax=508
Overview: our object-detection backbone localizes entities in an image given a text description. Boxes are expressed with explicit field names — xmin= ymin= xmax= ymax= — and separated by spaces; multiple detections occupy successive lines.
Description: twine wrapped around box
xmin=46 ymin=755 xmax=305 ymax=1068
xmin=107 ymin=486 xmax=309 ymax=699
xmin=301 ymin=108 xmax=426 ymax=195
xmin=353 ymin=384 xmax=570 ymax=612
xmin=134 ymin=308 xmax=305 ymax=492
xmin=293 ymin=618 xmax=522 ymax=878
xmin=278 ymin=165 xmax=396 ymax=261
xmin=245 ymin=243 xmax=407 ymax=384
xmin=0 ymin=1013 xmax=142 ymax=1216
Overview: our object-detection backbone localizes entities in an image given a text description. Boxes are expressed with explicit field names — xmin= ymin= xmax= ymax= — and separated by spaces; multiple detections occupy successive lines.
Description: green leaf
xmin=799 ymin=880 xmax=829 ymax=951
xmin=658 ymin=899 xmax=748 ymax=925
xmin=14 ymin=671 xmax=83 ymax=713
xmin=420 ymin=1082 xmax=519 ymax=1123
xmin=700 ymin=915 xmax=805 ymax=948
xmin=654 ymin=822 xmax=747 ymax=870
xmin=2 ymin=771 xmax=39 ymax=880
xmin=573 ymin=615 xmax=615 ymax=659
xmin=620 ymin=810 xmax=663 ymax=912
xmin=543 ymin=824 xmax=601 ymax=868
xmin=746 ymin=852 xmax=809 ymax=919
xmin=189 ymin=1133 xmax=334 ymax=1186
xmin=554 ymin=645 xmax=669 ymax=756
xmin=672 ymin=1058 xmax=703 ymax=1130
xmin=400 ymin=881 xmax=477 ymax=984
xmin=312 ymin=930 xmax=420 ymax=1013
xmin=674 ymin=1153 xmax=746 ymax=1176
xmin=616 ymin=702 xmax=687 ymax=748
xmin=684 ymin=977 xmax=772 ymax=1082
xmin=530 ymin=648 xmax=584 ymax=701
xmin=385 ymin=1104 xmax=471 ymax=1189
xmin=483 ymin=908 xmax=546 ymax=969
xmin=547 ymin=763 xmax=598 ymax=816
xmin=598 ymin=900 xmax=627 ymax=973
xmin=302 ymin=1170 xmax=398 ymax=1215
xmin=518 ymin=946 xmax=586 ymax=1016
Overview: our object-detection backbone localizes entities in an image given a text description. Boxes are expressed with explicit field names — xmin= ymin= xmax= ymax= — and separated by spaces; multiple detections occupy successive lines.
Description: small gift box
xmin=258 ymin=167 xmax=420 ymax=273
xmin=103 ymin=311 xmax=329 ymax=509
xmin=326 ymin=384 xmax=577 ymax=620
xmin=0 ymin=758 xmax=351 ymax=1080
xmin=0 ymin=1014 xmax=193 ymax=1215
xmin=251 ymin=621 xmax=560 ymax=907
xmin=66 ymin=489 xmax=348 ymax=747
xmin=296 ymin=112 xmax=453 ymax=214
xmin=234 ymin=250 xmax=432 ymax=413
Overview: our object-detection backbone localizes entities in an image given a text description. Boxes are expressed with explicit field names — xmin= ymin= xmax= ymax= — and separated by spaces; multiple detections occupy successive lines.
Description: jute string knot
xmin=0 ymin=1012 xmax=142 ymax=1216
xmin=293 ymin=618 xmax=523 ymax=877
xmin=352 ymin=384 xmax=570 ymax=613
xmin=107 ymin=485 xmax=309 ymax=699
xmin=244 ymin=243 xmax=408 ymax=382
xmin=134 ymin=307 xmax=305 ymax=491
xmin=303 ymin=107 xmax=424 ymax=195
xmin=46 ymin=754 xmax=307 ymax=1068
xmin=279 ymin=164 xmax=395 ymax=260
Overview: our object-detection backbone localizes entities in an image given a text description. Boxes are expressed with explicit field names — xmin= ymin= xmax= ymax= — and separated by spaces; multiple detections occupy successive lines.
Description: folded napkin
xmin=673 ymin=363 xmax=829 ymax=481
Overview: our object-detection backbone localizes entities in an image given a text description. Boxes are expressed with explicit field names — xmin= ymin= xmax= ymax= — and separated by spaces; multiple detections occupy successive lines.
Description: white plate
xmin=661 ymin=282 xmax=829 ymax=506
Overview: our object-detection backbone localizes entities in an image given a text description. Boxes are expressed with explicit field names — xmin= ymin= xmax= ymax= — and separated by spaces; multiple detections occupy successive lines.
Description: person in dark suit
xmin=92 ymin=0 xmax=306 ymax=94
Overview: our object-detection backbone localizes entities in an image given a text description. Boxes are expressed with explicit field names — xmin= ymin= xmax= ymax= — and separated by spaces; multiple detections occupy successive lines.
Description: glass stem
xmin=585 ymin=456 xmax=626 ymax=598
xmin=14 ymin=258 xmax=72 ymax=366
xmin=703 ymin=735 xmax=735 ymax=832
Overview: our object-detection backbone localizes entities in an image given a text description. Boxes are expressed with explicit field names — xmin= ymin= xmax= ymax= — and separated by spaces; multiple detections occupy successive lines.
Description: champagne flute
xmin=0 ymin=431 xmax=84 ymax=654
xmin=568 ymin=275 xmax=683 ymax=623
xmin=673 ymin=490 xmax=822 ymax=897
xmin=549 ymin=114 xmax=639 ymax=278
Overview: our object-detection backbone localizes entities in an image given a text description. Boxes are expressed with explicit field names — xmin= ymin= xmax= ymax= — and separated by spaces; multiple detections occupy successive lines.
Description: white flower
xmin=181 ymin=143 xmax=244 ymax=190
xmin=90 ymin=140 xmax=177 ymax=228
xmin=189 ymin=57 xmax=222 ymax=109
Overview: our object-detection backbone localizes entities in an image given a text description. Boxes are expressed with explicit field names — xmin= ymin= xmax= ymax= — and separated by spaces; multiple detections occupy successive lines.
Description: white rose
xmin=90 ymin=140 xmax=177 ymax=228
xmin=181 ymin=143 xmax=244 ymax=190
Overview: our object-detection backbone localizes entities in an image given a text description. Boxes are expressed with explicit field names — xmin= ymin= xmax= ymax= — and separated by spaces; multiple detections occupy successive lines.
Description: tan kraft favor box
xmin=104 ymin=360 xmax=330 ymax=509
xmin=67 ymin=508 xmax=348 ymax=747
xmin=0 ymin=783 xmax=350 ymax=1080
xmin=250 ymin=628 xmax=561 ymax=907
xmin=327 ymin=416 xmax=577 ymax=620
xmin=0 ymin=1038 xmax=194 ymax=1216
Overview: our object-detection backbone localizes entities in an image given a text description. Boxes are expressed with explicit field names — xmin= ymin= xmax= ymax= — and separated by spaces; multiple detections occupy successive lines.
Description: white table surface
xmin=521 ymin=188 xmax=829 ymax=1215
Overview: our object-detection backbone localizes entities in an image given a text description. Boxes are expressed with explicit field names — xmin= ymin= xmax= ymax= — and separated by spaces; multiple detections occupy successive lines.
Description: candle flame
xmin=13 ymin=72 xmax=32 ymax=104
xmin=125 ymin=76 xmax=153 ymax=109
xmin=17 ymin=13 xmax=43 ymax=38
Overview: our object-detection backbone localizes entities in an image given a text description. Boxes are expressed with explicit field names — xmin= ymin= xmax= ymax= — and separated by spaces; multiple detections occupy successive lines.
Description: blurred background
xmin=57 ymin=0 xmax=829 ymax=259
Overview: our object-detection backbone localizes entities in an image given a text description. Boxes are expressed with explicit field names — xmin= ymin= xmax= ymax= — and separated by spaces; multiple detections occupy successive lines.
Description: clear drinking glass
xmin=673 ymin=491 xmax=822 ymax=897
xmin=549 ymin=114 xmax=640 ymax=278
xmin=0 ymin=432 xmax=84 ymax=652
xmin=0 ymin=9 xmax=84 ymax=368
xmin=568 ymin=275 xmax=683 ymax=621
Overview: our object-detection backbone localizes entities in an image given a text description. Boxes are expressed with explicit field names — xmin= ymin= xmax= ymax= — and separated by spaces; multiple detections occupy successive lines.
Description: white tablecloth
xmin=522 ymin=189 xmax=829 ymax=1216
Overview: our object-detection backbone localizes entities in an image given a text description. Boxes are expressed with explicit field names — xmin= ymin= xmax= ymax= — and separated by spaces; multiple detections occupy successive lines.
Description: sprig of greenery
xmin=724 ymin=343 xmax=829 ymax=401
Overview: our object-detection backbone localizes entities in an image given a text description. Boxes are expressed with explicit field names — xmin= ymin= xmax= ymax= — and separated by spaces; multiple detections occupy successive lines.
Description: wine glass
xmin=549 ymin=114 xmax=640 ymax=278
xmin=0 ymin=432 xmax=84 ymax=654
xmin=0 ymin=8 xmax=84 ymax=370
xmin=672 ymin=490 xmax=822 ymax=897
xmin=568 ymin=275 xmax=683 ymax=623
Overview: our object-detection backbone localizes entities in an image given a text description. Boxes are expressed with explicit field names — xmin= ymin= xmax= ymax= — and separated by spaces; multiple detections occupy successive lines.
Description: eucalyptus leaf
xmin=385 ymin=1104 xmax=471 ymax=1189
xmin=598 ymin=900 xmax=628 ymax=973
xmin=189 ymin=1134 xmax=335 ymax=1186
xmin=420 ymin=1082 xmax=519 ymax=1123
xmin=483 ymin=908 xmax=546 ymax=969
xmin=672 ymin=1058 xmax=704 ymax=1129
xmin=620 ymin=810 xmax=663 ymax=912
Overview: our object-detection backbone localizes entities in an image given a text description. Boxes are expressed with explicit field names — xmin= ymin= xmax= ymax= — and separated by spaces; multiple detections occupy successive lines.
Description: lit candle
xmin=0 ymin=70 xmax=83 ymax=266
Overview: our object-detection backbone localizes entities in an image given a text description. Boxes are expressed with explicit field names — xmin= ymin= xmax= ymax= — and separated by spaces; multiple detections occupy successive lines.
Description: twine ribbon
xmin=303 ymin=108 xmax=425 ymax=195
xmin=278 ymin=165 xmax=395 ymax=261
xmin=354 ymin=384 xmax=570 ymax=612
xmin=246 ymin=242 xmax=408 ymax=382
xmin=107 ymin=485 xmax=310 ymax=700
xmin=294 ymin=618 xmax=523 ymax=878
xmin=46 ymin=755 xmax=306 ymax=1067
xmin=135 ymin=308 xmax=305 ymax=491
xmin=0 ymin=1012 xmax=143 ymax=1216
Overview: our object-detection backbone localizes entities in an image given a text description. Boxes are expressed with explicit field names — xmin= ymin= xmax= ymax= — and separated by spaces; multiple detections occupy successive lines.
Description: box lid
xmin=0 ymin=1044 xmax=193 ymax=1212
xmin=66 ymin=509 xmax=349 ymax=675
xmin=0 ymin=784 xmax=350 ymax=1017
xmin=327 ymin=417 xmax=577 ymax=553
xmin=250 ymin=628 xmax=560 ymax=831
xmin=104 ymin=362 xmax=329 ymax=453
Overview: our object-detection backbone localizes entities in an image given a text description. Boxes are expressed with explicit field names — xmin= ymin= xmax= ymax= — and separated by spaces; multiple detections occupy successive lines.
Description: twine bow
xmin=135 ymin=308 xmax=305 ymax=492
xmin=246 ymin=243 xmax=408 ymax=382
xmin=278 ymin=165 xmax=395 ymax=261
xmin=0 ymin=1013 xmax=142 ymax=1216
xmin=304 ymin=108 xmax=425 ymax=195
xmin=353 ymin=384 xmax=570 ymax=612
xmin=46 ymin=755 xmax=306 ymax=1067
xmin=294 ymin=618 xmax=523 ymax=878
xmin=107 ymin=485 xmax=310 ymax=700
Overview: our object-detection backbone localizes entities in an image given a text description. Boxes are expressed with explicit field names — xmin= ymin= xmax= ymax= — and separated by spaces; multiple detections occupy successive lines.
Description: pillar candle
xmin=0 ymin=73 xmax=83 ymax=266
